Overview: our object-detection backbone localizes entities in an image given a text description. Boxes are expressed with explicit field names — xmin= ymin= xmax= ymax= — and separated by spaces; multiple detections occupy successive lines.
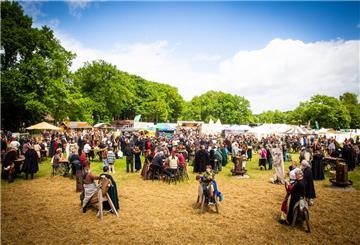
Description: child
xmin=288 ymin=161 xmax=300 ymax=184
xmin=107 ymin=148 xmax=116 ymax=173
xmin=200 ymin=165 xmax=223 ymax=204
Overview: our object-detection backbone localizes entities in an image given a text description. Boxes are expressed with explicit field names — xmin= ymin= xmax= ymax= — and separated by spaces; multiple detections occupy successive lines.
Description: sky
xmin=20 ymin=1 xmax=360 ymax=113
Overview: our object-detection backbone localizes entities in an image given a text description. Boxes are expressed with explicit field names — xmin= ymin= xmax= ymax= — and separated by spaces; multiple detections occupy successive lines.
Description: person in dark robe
xmin=286 ymin=170 xmax=305 ymax=225
xmin=48 ymin=137 xmax=55 ymax=157
xmin=220 ymin=143 xmax=228 ymax=166
xmin=69 ymin=148 xmax=83 ymax=192
xmin=311 ymin=140 xmax=324 ymax=180
xmin=100 ymin=166 xmax=120 ymax=211
xmin=23 ymin=147 xmax=39 ymax=179
xmin=193 ymin=145 xmax=209 ymax=173
xmin=300 ymin=160 xmax=316 ymax=206
xmin=1 ymin=148 xmax=17 ymax=182
xmin=134 ymin=146 xmax=142 ymax=172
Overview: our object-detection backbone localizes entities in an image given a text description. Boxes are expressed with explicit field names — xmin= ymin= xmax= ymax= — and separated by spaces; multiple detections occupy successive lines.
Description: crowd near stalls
xmin=1 ymin=120 xmax=359 ymax=225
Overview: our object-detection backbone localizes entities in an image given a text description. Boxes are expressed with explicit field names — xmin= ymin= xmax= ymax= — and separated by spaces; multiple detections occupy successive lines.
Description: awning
xmin=26 ymin=122 xmax=60 ymax=131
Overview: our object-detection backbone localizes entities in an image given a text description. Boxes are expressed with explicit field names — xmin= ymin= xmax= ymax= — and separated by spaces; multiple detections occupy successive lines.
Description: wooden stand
xmin=231 ymin=156 xmax=247 ymax=176
xmin=330 ymin=161 xmax=353 ymax=187
xmin=96 ymin=192 xmax=119 ymax=220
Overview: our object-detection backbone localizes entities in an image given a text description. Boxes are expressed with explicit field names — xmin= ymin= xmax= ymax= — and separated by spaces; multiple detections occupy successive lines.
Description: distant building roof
xmin=61 ymin=121 xmax=92 ymax=129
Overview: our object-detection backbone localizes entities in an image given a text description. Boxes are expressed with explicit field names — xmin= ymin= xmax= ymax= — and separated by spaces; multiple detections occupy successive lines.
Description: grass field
xmin=1 ymin=153 xmax=360 ymax=244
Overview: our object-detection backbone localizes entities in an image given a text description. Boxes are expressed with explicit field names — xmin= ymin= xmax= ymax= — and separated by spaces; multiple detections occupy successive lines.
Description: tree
xmin=300 ymin=95 xmax=351 ymax=129
xmin=256 ymin=110 xmax=287 ymax=124
xmin=1 ymin=1 xmax=76 ymax=130
xmin=181 ymin=91 xmax=252 ymax=124
xmin=340 ymin=92 xmax=360 ymax=129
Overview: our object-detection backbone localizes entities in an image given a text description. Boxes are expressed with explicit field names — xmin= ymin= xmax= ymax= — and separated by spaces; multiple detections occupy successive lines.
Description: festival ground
xmin=2 ymin=154 xmax=360 ymax=245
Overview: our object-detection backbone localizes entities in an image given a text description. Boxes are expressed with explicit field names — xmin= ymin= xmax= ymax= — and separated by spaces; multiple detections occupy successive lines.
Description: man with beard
xmin=194 ymin=145 xmax=209 ymax=173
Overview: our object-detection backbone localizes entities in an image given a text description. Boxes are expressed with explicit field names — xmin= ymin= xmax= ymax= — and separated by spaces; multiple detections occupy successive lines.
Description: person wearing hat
xmin=286 ymin=169 xmax=305 ymax=225
xmin=134 ymin=146 xmax=142 ymax=172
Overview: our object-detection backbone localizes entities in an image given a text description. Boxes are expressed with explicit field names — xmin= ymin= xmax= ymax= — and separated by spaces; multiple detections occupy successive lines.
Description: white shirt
xmin=84 ymin=143 xmax=91 ymax=154
xmin=168 ymin=156 xmax=178 ymax=169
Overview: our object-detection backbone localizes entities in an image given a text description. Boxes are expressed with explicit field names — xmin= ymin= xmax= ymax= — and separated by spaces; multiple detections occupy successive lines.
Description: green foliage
xmin=73 ymin=60 xmax=184 ymax=123
xmin=181 ymin=91 xmax=252 ymax=124
xmin=1 ymin=1 xmax=78 ymax=130
xmin=1 ymin=2 xmax=359 ymax=131
xmin=256 ymin=110 xmax=288 ymax=124
xmin=340 ymin=92 xmax=360 ymax=129
xmin=289 ymin=95 xmax=351 ymax=129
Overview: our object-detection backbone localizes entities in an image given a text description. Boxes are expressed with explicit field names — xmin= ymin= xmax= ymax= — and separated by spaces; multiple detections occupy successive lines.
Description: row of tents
xmin=25 ymin=121 xmax=359 ymax=141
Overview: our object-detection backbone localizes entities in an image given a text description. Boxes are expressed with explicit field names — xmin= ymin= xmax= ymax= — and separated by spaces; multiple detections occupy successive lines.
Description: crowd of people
xmin=1 ymin=127 xmax=360 ymax=226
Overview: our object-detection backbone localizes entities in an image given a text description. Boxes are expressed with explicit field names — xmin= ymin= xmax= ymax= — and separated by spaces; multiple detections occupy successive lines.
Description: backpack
xmin=260 ymin=149 xmax=267 ymax=159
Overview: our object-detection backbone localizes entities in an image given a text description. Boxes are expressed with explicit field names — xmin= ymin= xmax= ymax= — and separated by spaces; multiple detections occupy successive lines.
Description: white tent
xmin=284 ymin=126 xmax=307 ymax=135
xmin=248 ymin=124 xmax=292 ymax=139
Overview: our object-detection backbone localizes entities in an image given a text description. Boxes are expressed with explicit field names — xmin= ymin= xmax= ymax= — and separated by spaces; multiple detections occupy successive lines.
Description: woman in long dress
xmin=134 ymin=146 xmax=142 ymax=172
xmin=311 ymin=140 xmax=324 ymax=180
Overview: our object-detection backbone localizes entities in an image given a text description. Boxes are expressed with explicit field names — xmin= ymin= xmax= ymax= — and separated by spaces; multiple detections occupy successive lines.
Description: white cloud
xmin=217 ymin=39 xmax=359 ymax=112
xmin=56 ymin=32 xmax=360 ymax=113
xmin=20 ymin=1 xmax=44 ymax=21
xmin=66 ymin=0 xmax=91 ymax=18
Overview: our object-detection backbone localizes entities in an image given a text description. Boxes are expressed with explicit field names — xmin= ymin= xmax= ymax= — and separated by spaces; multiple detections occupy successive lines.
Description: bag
xmin=117 ymin=150 xmax=123 ymax=158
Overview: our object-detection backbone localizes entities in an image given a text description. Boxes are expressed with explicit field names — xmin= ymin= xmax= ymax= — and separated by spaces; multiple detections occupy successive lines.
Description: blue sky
xmin=20 ymin=1 xmax=360 ymax=113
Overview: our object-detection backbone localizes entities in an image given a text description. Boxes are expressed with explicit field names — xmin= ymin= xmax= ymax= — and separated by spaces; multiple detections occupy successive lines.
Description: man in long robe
xmin=194 ymin=145 xmax=209 ymax=173
xmin=271 ymin=145 xmax=285 ymax=184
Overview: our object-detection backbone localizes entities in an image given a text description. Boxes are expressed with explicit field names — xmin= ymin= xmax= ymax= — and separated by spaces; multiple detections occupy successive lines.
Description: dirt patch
xmin=2 ymin=170 xmax=360 ymax=245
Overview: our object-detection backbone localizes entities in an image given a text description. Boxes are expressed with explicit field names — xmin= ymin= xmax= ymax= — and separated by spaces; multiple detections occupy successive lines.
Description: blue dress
xmin=134 ymin=151 xmax=142 ymax=171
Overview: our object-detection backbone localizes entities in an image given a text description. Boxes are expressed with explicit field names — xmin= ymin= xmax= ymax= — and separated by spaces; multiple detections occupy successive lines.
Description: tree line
xmin=1 ymin=2 xmax=359 ymax=131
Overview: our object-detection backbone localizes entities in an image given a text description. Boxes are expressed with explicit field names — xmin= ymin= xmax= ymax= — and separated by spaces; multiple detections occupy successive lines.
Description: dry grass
xmin=1 ymin=155 xmax=360 ymax=245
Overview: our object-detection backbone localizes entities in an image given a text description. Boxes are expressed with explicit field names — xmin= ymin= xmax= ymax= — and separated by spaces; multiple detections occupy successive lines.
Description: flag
xmin=134 ymin=115 xmax=141 ymax=122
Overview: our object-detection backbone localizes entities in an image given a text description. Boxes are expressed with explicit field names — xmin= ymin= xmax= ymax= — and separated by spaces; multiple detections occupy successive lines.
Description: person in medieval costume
xmin=220 ymin=143 xmax=228 ymax=167
xmin=300 ymin=160 xmax=316 ymax=206
xmin=1 ymin=148 xmax=17 ymax=182
xmin=69 ymin=148 xmax=83 ymax=192
xmin=270 ymin=144 xmax=285 ymax=184
xmin=100 ymin=166 xmax=120 ymax=211
xmin=286 ymin=170 xmax=305 ymax=225
xmin=81 ymin=169 xmax=100 ymax=213
xmin=23 ymin=146 xmax=39 ymax=180
xmin=194 ymin=145 xmax=209 ymax=173
xmin=311 ymin=140 xmax=324 ymax=180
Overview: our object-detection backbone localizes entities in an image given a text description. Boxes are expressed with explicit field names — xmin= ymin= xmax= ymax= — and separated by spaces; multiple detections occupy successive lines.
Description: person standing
xmin=194 ymin=145 xmax=209 ymax=173
xmin=107 ymin=147 xmax=116 ymax=173
xmin=134 ymin=146 xmax=142 ymax=172
xmin=312 ymin=140 xmax=324 ymax=180
xmin=124 ymin=143 xmax=134 ymax=173
xmin=300 ymin=160 xmax=316 ymax=206
xmin=271 ymin=144 xmax=285 ymax=184
xmin=266 ymin=144 xmax=273 ymax=170
xmin=286 ymin=170 xmax=305 ymax=225
xmin=23 ymin=146 xmax=39 ymax=180
xmin=259 ymin=145 xmax=267 ymax=170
